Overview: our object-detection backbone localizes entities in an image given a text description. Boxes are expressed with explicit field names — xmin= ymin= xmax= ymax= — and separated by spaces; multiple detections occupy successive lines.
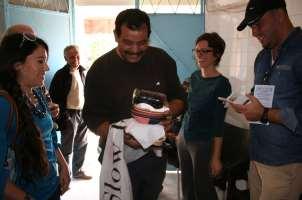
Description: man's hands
xmin=210 ymin=137 xmax=223 ymax=177
xmin=124 ymin=132 xmax=142 ymax=149
xmin=161 ymin=99 xmax=185 ymax=138
xmin=96 ymin=121 xmax=142 ymax=149
xmin=160 ymin=114 xmax=173 ymax=133
xmin=48 ymin=102 xmax=60 ymax=119
xmin=210 ymin=158 xmax=223 ymax=177
xmin=229 ymin=94 xmax=265 ymax=121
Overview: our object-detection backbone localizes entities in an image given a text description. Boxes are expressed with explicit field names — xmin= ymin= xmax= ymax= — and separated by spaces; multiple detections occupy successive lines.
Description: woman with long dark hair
xmin=0 ymin=33 xmax=70 ymax=200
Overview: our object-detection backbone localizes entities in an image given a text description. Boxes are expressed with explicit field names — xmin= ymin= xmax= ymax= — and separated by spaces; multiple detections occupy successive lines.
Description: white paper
xmin=254 ymin=85 xmax=275 ymax=108
xmin=218 ymin=92 xmax=250 ymax=108
xmin=248 ymin=85 xmax=274 ymax=125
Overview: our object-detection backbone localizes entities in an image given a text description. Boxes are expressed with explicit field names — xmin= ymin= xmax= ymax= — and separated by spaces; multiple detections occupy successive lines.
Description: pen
xmin=243 ymin=99 xmax=250 ymax=105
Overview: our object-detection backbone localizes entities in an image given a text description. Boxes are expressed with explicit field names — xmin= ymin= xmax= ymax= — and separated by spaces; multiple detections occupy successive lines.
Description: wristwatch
xmin=260 ymin=108 xmax=269 ymax=124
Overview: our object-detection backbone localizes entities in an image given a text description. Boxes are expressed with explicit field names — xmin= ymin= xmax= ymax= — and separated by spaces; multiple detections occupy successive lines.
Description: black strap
xmin=111 ymin=124 xmax=126 ymax=130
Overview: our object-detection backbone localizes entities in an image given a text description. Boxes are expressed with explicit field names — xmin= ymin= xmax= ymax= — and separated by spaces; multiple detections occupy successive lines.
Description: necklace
xmin=25 ymin=89 xmax=48 ymax=118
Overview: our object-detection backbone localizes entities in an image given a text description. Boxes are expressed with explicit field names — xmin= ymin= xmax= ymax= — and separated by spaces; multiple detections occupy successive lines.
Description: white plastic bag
xmin=99 ymin=123 xmax=133 ymax=200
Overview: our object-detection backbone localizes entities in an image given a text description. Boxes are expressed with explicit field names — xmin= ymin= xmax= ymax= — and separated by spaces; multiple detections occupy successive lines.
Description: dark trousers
xmin=127 ymin=152 xmax=166 ymax=200
xmin=177 ymin=134 xmax=218 ymax=200
xmin=60 ymin=109 xmax=88 ymax=175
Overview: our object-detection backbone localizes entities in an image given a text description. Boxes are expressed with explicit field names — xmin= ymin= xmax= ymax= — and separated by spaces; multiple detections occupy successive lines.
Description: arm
xmin=50 ymin=128 xmax=70 ymax=194
xmin=0 ymin=98 xmax=10 ymax=197
xmin=4 ymin=181 xmax=30 ymax=200
xmin=41 ymin=86 xmax=60 ymax=119
xmin=94 ymin=116 xmax=143 ymax=150
xmin=210 ymin=137 xmax=223 ymax=177
xmin=168 ymin=99 xmax=186 ymax=117
xmin=160 ymin=54 xmax=187 ymax=133
xmin=160 ymin=99 xmax=185 ymax=133
xmin=83 ymin=62 xmax=112 ymax=135
xmin=230 ymin=94 xmax=302 ymax=136
xmin=0 ymin=98 xmax=29 ymax=199
xmin=231 ymin=95 xmax=301 ymax=134
xmin=55 ymin=148 xmax=70 ymax=195
xmin=95 ymin=121 xmax=110 ymax=146
xmin=230 ymin=50 xmax=302 ymax=134
xmin=210 ymin=78 xmax=231 ymax=176
xmin=230 ymin=95 xmax=283 ymax=124
xmin=48 ymin=102 xmax=60 ymax=119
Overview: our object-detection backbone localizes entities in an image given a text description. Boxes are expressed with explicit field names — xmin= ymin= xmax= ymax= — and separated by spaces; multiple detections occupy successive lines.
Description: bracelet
xmin=260 ymin=108 xmax=269 ymax=124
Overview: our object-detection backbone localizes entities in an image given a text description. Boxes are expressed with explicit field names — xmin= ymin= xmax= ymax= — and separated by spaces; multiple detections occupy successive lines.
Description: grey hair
xmin=63 ymin=45 xmax=79 ymax=58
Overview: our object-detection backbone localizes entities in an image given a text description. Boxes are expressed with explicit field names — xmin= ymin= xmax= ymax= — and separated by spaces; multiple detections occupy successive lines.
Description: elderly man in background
xmin=50 ymin=45 xmax=91 ymax=180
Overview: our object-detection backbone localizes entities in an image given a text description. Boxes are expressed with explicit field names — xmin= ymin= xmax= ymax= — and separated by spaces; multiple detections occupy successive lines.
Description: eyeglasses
xmin=19 ymin=33 xmax=36 ymax=48
xmin=192 ymin=48 xmax=213 ymax=55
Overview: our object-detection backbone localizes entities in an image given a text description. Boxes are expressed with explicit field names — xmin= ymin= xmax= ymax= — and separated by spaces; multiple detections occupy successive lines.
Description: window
xmin=75 ymin=5 xmax=132 ymax=68
xmin=140 ymin=0 xmax=202 ymax=14
xmin=9 ymin=0 xmax=68 ymax=12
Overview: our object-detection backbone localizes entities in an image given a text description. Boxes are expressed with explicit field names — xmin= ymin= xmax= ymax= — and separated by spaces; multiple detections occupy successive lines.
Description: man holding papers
xmin=231 ymin=0 xmax=302 ymax=199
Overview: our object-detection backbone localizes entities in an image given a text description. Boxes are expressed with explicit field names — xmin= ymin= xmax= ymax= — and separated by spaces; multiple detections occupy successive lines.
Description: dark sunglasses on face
xmin=19 ymin=32 xmax=36 ymax=48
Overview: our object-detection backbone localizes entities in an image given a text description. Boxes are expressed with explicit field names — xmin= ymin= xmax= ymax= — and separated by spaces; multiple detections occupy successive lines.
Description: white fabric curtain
xmin=206 ymin=0 xmax=247 ymax=12
xmin=9 ymin=0 xmax=68 ymax=12
xmin=76 ymin=0 xmax=133 ymax=6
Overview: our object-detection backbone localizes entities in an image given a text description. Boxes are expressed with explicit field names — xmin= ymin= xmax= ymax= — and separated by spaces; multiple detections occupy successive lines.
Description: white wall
xmin=6 ymin=4 xmax=72 ymax=87
xmin=205 ymin=0 xmax=302 ymax=128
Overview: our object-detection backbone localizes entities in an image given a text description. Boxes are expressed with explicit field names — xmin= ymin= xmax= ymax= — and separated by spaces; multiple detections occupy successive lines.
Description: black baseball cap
xmin=237 ymin=0 xmax=286 ymax=31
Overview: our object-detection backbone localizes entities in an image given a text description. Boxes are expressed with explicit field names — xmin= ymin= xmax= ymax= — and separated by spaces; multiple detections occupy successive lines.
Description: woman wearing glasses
xmin=0 ymin=33 xmax=70 ymax=200
xmin=176 ymin=32 xmax=231 ymax=200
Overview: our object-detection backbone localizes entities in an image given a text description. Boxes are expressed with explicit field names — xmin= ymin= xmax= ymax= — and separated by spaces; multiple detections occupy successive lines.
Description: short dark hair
xmin=195 ymin=32 xmax=225 ymax=66
xmin=114 ymin=8 xmax=151 ymax=38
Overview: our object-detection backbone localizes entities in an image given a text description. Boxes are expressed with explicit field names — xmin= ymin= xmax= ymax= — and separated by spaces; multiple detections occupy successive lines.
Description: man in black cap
xmin=230 ymin=0 xmax=302 ymax=199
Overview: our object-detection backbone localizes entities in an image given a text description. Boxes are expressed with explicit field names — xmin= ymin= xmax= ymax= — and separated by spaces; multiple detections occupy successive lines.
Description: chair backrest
xmin=221 ymin=123 xmax=250 ymax=169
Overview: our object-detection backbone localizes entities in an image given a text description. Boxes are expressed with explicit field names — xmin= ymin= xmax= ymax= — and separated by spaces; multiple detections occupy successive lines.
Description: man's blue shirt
xmin=251 ymin=27 xmax=302 ymax=165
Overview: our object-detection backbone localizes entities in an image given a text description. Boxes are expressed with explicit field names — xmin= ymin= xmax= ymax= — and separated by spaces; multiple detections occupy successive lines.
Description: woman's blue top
xmin=0 ymin=88 xmax=59 ymax=199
